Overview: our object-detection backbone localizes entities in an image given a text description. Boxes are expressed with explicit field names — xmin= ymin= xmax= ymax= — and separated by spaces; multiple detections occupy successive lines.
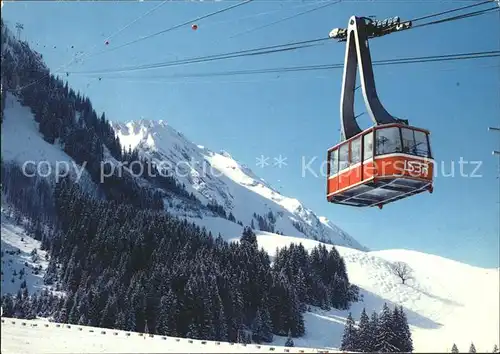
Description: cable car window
xmin=329 ymin=149 xmax=339 ymax=176
xmin=401 ymin=128 xmax=415 ymax=154
xmin=338 ymin=143 xmax=349 ymax=171
xmin=363 ymin=132 xmax=373 ymax=160
xmin=414 ymin=130 xmax=430 ymax=157
xmin=351 ymin=136 xmax=361 ymax=164
xmin=375 ymin=127 xmax=402 ymax=155
xmin=401 ymin=128 xmax=429 ymax=157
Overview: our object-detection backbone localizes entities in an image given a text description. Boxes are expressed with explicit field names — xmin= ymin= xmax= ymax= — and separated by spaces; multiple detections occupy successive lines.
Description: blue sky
xmin=2 ymin=0 xmax=499 ymax=268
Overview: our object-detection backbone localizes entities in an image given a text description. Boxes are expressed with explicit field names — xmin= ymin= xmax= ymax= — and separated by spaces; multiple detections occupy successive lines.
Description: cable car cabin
xmin=326 ymin=123 xmax=434 ymax=209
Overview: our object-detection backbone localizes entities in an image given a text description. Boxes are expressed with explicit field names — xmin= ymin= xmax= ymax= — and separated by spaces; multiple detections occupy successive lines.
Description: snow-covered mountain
xmin=112 ymin=119 xmax=366 ymax=251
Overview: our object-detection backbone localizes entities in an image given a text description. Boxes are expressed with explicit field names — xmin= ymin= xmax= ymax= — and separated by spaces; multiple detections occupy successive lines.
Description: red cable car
xmin=326 ymin=16 xmax=434 ymax=209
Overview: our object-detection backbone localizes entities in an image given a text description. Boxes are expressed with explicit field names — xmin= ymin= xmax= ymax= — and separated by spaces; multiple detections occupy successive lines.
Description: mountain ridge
xmin=111 ymin=119 xmax=367 ymax=251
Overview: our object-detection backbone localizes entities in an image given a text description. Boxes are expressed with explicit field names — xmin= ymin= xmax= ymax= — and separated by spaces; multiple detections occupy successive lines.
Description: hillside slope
xmin=238 ymin=232 xmax=500 ymax=353
xmin=1 ymin=210 xmax=49 ymax=296
xmin=1 ymin=92 xmax=97 ymax=195
xmin=3 ymin=221 xmax=496 ymax=353
xmin=112 ymin=120 xmax=365 ymax=250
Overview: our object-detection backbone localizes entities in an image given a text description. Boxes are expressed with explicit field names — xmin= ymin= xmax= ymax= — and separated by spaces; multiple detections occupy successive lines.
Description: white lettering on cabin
xmin=403 ymin=160 xmax=429 ymax=177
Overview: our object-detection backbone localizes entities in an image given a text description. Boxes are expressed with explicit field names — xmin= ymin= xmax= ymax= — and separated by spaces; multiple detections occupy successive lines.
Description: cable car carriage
xmin=326 ymin=16 xmax=434 ymax=209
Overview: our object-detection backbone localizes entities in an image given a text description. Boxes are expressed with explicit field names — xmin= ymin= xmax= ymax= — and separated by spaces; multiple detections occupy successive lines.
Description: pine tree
xmin=367 ymin=311 xmax=379 ymax=352
xmin=241 ymin=226 xmax=257 ymax=246
xmin=213 ymin=295 xmax=228 ymax=342
xmin=340 ymin=312 xmax=358 ymax=351
xmin=260 ymin=307 xmax=273 ymax=343
xmin=156 ymin=293 xmax=177 ymax=336
xmin=99 ymin=296 xmax=118 ymax=329
xmin=25 ymin=294 xmax=38 ymax=320
xmin=2 ymin=295 xmax=14 ymax=317
xmin=469 ymin=343 xmax=476 ymax=353
xmin=252 ymin=308 xmax=264 ymax=343
xmin=68 ymin=291 xmax=80 ymax=324
xmin=398 ymin=306 xmax=413 ymax=352
xmin=294 ymin=268 xmax=307 ymax=310
xmin=285 ymin=329 xmax=294 ymax=347
xmin=77 ymin=313 xmax=87 ymax=326
xmin=124 ymin=307 xmax=136 ymax=332
xmin=289 ymin=286 xmax=305 ymax=337
xmin=114 ymin=311 xmax=127 ymax=330
xmin=356 ymin=308 xmax=371 ymax=352
xmin=451 ymin=343 xmax=459 ymax=353
xmin=375 ymin=303 xmax=398 ymax=352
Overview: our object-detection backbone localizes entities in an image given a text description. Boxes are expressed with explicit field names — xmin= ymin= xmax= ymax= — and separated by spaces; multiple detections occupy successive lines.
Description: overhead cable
xmin=74 ymin=50 xmax=500 ymax=80
xmin=64 ymin=37 xmax=330 ymax=75
xmin=16 ymin=0 xmax=170 ymax=91
xmin=67 ymin=5 xmax=499 ymax=76
xmin=87 ymin=0 xmax=254 ymax=58
xmin=228 ymin=0 xmax=342 ymax=39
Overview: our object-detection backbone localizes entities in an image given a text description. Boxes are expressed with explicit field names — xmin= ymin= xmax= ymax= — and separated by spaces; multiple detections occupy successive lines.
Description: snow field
xmin=1 ymin=212 xmax=51 ymax=296
xmin=0 ymin=317 xmax=339 ymax=354
xmin=246 ymin=232 xmax=499 ymax=353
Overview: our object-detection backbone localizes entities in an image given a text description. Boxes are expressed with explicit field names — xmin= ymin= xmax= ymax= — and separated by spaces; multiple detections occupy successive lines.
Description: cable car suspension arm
xmin=331 ymin=16 xmax=410 ymax=141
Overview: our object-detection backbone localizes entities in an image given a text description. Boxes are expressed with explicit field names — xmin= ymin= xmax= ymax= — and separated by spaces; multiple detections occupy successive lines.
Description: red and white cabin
xmin=326 ymin=123 xmax=434 ymax=209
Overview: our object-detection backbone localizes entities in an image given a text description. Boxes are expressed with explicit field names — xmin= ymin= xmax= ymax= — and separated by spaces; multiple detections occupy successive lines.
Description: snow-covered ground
xmin=228 ymin=232 xmax=500 ymax=353
xmin=1 ymin=211 xmax=51 ymax=296
xmin=0 ymin=317 xmax=337 ymax=353
xmin=1 ymin=92 xmax=98 ymax=196
xmin=2 ymin=216 xmax=498 ymax=353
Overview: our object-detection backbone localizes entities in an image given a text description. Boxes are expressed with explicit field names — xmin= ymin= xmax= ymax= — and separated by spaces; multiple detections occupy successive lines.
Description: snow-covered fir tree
xmin=356 ymin=308 xmax=372 ymax=352
xmin=340 ymin=312 xmax=358 ymax=351
xmin=391 ymin=305 xmax=413 ymax=352
xmin=285 ymin=329 xmax=294 ymax=347
xmin=341 ymin=303 xmax=413 ymax=352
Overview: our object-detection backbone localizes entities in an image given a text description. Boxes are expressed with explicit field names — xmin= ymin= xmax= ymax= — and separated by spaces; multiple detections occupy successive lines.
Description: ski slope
xmin=0 ymin=317 xmax=337 ymax=353
xmin=228 ymin=232 xmax=500 ymax=353
xmin=1 ymin=92 xmax=98 ymax=196
xmin=0 ymin=210 xmax=52 ymax=296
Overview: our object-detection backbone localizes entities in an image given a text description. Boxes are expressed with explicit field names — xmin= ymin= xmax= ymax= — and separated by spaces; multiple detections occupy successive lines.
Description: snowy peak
xmin=219 ymin=150 xmax=232 ymax=159
xmin=111 ymin=119 xmax=367 ymax=251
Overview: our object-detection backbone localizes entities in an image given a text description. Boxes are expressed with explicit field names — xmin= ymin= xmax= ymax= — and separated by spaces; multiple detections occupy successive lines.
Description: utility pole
xmin=15 ymin=23 xmax=24 ymax=41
